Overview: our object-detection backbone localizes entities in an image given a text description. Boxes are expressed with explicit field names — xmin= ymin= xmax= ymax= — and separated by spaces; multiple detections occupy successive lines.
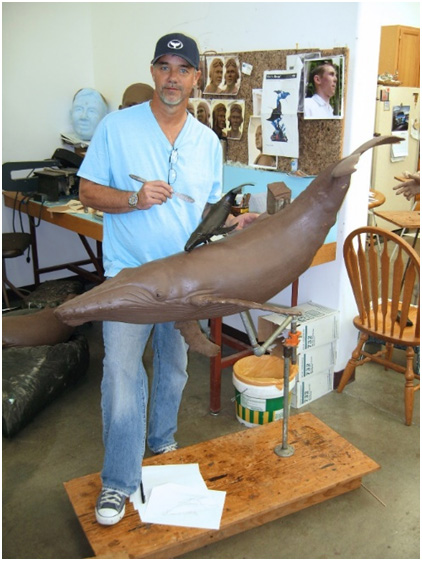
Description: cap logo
xmin=167 ymin=39 xmax=183 ymax=50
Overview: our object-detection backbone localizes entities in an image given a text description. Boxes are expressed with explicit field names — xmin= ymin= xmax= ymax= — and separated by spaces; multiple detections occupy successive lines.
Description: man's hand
xmin=226 ymin=212 xmax=260 ymax=230
xmin=136 ymin=180 xmax=173 ymax=210
xmin=393 ymin=172 xmax=420 ymax=201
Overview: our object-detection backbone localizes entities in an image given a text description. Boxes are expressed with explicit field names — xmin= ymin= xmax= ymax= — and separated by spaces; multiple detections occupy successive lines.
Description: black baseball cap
xmin=151 ymin=33 xmax=200 ymax=70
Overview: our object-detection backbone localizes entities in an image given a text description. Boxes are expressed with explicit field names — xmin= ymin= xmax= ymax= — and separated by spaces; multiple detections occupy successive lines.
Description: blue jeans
xmin=100 ymin=320 xmax=188 ymax=496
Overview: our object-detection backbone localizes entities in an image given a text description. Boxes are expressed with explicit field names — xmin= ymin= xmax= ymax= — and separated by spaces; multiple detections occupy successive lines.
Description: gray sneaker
xmin=154 ymin=443 xmax=178 ymax=455
xmin=95 ymin=488 xmax=126 ymax=525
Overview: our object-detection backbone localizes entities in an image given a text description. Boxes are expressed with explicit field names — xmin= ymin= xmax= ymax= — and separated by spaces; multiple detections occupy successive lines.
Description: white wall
xmin=2 ymin=2 xmax=97 ymax=284
xmin=2 ymin=2 xmax=420 ymax=370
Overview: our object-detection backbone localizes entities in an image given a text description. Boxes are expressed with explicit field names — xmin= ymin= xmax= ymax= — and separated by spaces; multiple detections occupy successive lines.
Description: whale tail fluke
xmin=351 ymin=134 xmax=402 ymax=156
xmin=332 ymin=135 xmax=402 ymax=179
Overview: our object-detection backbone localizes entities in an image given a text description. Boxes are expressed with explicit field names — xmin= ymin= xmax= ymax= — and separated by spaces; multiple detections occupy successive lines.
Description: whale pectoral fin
xmin=190 ymin=295 xmax=302 ymax=316
xmin=175 ymin=320 xmax=220 ymax=357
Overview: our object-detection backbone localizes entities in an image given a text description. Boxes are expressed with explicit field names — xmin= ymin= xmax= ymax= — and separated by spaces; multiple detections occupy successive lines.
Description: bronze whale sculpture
xmin=55 ymin=136 xmax=400 ymax=355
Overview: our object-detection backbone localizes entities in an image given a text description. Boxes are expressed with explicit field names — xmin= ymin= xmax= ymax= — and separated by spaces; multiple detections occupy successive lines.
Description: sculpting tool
xmin=129 ymin=174 xmax=195 ymax=203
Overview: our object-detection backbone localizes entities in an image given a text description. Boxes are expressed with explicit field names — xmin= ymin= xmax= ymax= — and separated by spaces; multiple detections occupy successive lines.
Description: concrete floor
xmin=2 ymin=320 xmax=420 ymax=559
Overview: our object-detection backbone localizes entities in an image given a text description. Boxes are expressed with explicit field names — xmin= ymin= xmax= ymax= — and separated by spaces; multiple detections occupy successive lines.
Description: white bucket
xmin=233 ymin=355 xmax=298 ymax=427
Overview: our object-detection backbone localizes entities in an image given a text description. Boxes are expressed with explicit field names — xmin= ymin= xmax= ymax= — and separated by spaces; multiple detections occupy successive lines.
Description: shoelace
xmin=99 ymin=490 xmax=124 ymax=508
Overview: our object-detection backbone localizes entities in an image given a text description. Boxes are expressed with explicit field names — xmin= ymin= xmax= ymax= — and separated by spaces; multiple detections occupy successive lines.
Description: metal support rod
xmin=274 ymin=344 xmax=294 ymax=457
xmin=259 ymin=315 xmax=292 ymax=355
xmin=240 ymin=311 xmax=292 ymax=357
xmin=282 ymin=347 xmax=292 ymax=449
xmin=238 ymin=308 xmax=300 ymax=458
xmin=274 ymin=318 xmax=299 ymax=458
xmin=239 ymin=310 xmax=260 ymax=349
xmin=290 ymin=318 xmax=298 ymax=365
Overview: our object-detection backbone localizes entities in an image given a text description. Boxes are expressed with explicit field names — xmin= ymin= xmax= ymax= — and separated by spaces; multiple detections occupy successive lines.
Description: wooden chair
xmin=337 ymin=226 xmax=420 ymax=425
xmin=2 ymin=232 xmax=33 ymax=308
xmin=368 ymin=189 xmax=385 ymax=227
xmin=2 ymin=193 xmax=35 ymax=308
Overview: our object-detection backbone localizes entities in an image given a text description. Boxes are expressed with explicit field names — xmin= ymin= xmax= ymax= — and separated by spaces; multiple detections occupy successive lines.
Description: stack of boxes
xmin=258 ymin=301 xmax=339 ymax=408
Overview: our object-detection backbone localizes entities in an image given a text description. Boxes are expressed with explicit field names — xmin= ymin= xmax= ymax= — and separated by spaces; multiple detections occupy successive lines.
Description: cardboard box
xmin=291 ymin=368 xmax=334 ymax=408
xmin=297 ymin=341 xmax=337 ymax=379
xmin=258 ymin=301 xmax=339 ymax=352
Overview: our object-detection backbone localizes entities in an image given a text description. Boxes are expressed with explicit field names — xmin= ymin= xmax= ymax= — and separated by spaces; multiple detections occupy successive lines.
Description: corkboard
xmin=202 ymin=47 xmax=348 ymax=175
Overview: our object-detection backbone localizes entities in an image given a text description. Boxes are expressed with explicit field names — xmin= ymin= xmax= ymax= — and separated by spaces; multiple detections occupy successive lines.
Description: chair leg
xmin=338 ymin=332 xmax=368 ymax=392
xmin=384 ymin=342 xmax=394 ymax=370
xmin=2 ymin=279 xmax=11 ymax=308
xmin=404 ymin=346 xmax=416 ymax=426
xmin=2 ymin=258 xmax=28 ymax=304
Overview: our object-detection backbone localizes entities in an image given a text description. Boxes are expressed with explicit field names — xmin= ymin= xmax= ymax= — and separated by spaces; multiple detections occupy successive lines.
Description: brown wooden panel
xmin=65 ymin=412 xmax=379 ymax=559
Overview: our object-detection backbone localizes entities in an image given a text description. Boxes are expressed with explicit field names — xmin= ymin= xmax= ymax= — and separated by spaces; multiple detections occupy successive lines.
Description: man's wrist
xmin=128 ymin=192 xmax=139 ymax=208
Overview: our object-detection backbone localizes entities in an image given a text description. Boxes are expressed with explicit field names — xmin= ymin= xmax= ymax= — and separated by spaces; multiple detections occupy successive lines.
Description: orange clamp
xmin=284 ymin=330 xmax=302 ymax=347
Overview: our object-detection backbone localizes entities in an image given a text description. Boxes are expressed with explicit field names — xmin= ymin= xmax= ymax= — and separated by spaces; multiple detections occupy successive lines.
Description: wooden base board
xmin=64 ymin=412 xmax=379 ymax=559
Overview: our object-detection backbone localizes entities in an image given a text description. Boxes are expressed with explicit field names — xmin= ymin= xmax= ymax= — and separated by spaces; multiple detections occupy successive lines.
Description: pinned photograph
xmin=391 ymin=105 xmax=410 ymax=160
xmin=196 ymin=99 xmax=212 ymax=128
xmin=189 ymin=98 xmax=212 ymax=128
xmin=303 ymin=56 xmax=345 ymax=119
xmin=191 ymin=56 xmax=207 ymax=98
xmin=227 ymin=101 xmax=245 ymax=140
xmin=204 ymin=56 xmax=225 ymax=94
xmin=222 ymin=57 xmax=241 ymax=95
xmin=248 ymin=115 xmax=277 ymax=169
xmin=204 ymin=56 xmax=241 ymax=96
xmin=261 ymin=70 xmax=300 ymax=158
xmin=211 ymin=100 xmax=228 ymax=139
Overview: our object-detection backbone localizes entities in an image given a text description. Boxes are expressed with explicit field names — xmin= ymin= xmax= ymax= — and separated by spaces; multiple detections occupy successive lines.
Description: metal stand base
xmin=274 ymin=443 xmax=295 ymax=457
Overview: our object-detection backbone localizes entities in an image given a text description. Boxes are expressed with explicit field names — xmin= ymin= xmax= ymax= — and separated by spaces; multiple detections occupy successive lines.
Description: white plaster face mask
xmin=71 ymin=89 xmax=107 ymax=140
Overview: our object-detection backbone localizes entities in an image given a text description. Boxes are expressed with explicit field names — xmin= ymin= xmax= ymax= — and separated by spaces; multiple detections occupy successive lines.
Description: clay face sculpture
xmin=55 ymin=136 xmax=401 ymax=355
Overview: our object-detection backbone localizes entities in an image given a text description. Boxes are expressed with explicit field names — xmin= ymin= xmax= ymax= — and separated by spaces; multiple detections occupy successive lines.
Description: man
xmin=304 ymin=62 xmax=337 ymax=119
xmin=78 ymin=33 xmax=253 ymax=527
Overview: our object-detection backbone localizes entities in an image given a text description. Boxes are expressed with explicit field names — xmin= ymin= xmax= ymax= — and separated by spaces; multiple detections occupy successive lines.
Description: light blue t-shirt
xmin=78 ymin=102 xmax=223 ymax=277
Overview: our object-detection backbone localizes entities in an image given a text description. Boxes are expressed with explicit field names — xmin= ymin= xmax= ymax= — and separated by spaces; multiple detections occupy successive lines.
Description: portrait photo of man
xmin=204 ymin=56 xmax=224 ymax=94
xmin=303 ymin=57 xmax=344 ymax=119
xmin=227 ymin=101 xmax=245 ymax=140
xmin=211 ymin=100 xmax=228 ymax=138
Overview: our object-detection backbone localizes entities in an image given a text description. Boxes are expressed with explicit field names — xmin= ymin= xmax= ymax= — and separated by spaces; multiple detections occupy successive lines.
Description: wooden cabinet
xmin=378 ymin=25 xmax=420 ymax=87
